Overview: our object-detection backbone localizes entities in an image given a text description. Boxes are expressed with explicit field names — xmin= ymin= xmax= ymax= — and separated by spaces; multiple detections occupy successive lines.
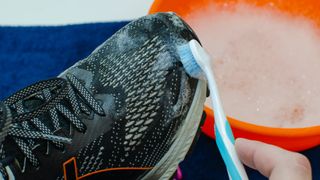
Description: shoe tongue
xmin=8 ymin=92 xmax=49 ymax=120
xmin=5 ymin=78 xmax=70 ymax=124
xmin=23 ymin=96 xmax=46 ymax=112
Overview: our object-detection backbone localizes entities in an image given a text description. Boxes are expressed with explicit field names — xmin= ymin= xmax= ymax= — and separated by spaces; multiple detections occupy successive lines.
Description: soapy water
xmin=186 ymin=4 xmax=320 ymax=128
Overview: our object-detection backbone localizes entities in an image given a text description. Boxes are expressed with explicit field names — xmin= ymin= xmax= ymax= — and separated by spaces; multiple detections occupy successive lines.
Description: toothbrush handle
xmin=204 ymin=67 xmax=248 ymax=180
xmin=215 ymin=123 xmax=248 ymax=180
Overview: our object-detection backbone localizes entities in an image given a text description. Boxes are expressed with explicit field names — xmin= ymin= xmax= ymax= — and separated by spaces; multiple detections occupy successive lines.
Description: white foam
xmin=187 ymin=4 xmax=320 ymax=127
xmin=168 ymin=13 xmax=186 ymax=28
xmin=153 ymin=51 xmax=174 ymax=71
xmin=172 ymin=71 xmax=191 ymax=118
xmin=116 ymin=29 xmax=135 ymax=52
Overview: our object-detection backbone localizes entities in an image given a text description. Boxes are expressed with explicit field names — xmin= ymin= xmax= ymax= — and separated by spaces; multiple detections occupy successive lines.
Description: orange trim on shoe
xmin=78 ymin=167 xmax=152 ymax=179
xmin=63 ymin=157 xmax=152 ymax=180
xmin=63 ymin=157 xmax=79 ymax=180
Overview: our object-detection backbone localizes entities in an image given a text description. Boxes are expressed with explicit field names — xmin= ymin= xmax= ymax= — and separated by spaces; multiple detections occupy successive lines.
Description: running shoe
xmin=0 ymin=12 xmax=207 ymax=180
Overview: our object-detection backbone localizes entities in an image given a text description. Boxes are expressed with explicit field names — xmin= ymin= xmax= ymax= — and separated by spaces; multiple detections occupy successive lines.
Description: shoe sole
xmin=142 ymin=79 xmax=207 ymax=180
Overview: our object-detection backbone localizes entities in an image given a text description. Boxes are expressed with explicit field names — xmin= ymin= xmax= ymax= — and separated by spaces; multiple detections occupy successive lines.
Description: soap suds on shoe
xmin=186 ymin=4 xmax=320 ymax=128
xmin=153 ymin=51 xmax=174 ymax=71
xmin=172 ymin=72 xmax=191 ymax=119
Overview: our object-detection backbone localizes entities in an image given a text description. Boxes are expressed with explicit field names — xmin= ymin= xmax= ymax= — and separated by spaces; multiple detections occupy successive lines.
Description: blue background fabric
xmin=0 ymin=22 xmax=319 ymax=180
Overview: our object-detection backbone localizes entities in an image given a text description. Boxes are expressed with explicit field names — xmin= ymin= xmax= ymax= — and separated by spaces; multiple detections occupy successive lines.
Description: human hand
xmin=235 ymin=138 xmax=312 ymax=180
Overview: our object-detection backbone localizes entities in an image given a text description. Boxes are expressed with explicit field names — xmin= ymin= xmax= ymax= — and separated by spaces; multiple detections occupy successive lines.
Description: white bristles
xmin=177 ymin=42 xmax=205 ymax=80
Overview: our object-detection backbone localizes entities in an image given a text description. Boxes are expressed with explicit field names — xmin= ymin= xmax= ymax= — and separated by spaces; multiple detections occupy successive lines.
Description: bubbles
xmin=171 ymin=72 xmax=191 ymax=118
xmin=115 ymin=29 xmax=147 ymax=52
xmin=152 ymin=51 xmax=173 ymax=71
xmin=116 ymin=30 xmax=134 ymax=51
xmin=188 ymin=3 xmax=320 ymax=128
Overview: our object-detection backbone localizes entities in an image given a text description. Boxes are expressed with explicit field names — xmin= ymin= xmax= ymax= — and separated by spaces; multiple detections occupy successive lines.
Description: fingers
xmin=235 ymin=138 xmax=311 ymax=180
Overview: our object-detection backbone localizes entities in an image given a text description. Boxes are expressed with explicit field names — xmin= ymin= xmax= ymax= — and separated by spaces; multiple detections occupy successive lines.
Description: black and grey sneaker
xmin=0 ymin=12 xmax=207 ymax=180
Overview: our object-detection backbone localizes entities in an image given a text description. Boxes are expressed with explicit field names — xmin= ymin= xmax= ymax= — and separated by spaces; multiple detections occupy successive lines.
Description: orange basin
xmin=149 ymin=0 xmax=320 ymax=151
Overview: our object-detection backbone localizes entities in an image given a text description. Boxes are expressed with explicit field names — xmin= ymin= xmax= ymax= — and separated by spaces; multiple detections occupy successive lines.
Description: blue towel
xmin=0 ymin=22 xmax=319 ymax=180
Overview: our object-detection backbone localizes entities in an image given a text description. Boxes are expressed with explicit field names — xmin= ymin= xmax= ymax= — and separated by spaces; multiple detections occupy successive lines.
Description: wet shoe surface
xmin=0 ymin=13 xmax=206 ymax=180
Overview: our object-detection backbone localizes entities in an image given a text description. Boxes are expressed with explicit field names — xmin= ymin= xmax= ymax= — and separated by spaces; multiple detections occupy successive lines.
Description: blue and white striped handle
xmin=215 ymin=121 xmax=247 ymax=180
xmin=204 ymin=65 xmax=248 ymax=180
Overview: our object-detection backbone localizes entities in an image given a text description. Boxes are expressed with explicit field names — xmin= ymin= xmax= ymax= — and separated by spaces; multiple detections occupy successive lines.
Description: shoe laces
xmin=0 ymin=73 xmax=105 ymax=175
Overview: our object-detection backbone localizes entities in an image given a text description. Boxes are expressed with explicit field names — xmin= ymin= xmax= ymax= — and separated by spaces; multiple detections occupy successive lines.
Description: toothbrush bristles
xmin=177 ymin=43 xmax=205 ymax=80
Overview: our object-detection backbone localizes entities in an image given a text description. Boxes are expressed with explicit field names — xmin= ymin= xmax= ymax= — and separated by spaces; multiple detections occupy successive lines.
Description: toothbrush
xmin=178 ymin=39 xmax=248 ymax=180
